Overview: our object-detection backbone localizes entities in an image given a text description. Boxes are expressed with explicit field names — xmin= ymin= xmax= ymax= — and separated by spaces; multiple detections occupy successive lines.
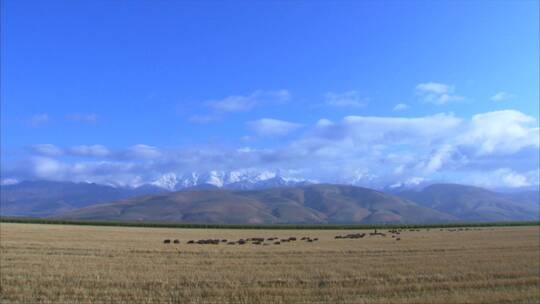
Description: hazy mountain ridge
xmin=0 ymin=181 xmax=166 ymax=217
xmin=1 ymin=180 xmax=537 ymax=223
xmin=55 ymin=184 xmax=456 ymax=224
xmin=395 ymin=183 xmax=539 ymax=222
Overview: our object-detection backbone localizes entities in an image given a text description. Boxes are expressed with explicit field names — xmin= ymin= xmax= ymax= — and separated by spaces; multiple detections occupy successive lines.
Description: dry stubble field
xmin=0 ymin=223 xmax=539 ymax=304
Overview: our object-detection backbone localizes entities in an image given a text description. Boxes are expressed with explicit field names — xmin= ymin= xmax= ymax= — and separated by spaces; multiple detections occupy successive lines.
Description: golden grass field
xmin=1 ymin=223 xmax=539 ymax=304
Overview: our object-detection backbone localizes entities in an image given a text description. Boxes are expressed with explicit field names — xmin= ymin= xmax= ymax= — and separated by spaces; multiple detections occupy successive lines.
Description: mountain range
xmin=56 ymin=184 xmax=457 ymax=224
xmin=0 ymin=180 xmax=165 ymax=217
xmin=150 ymin=171 xmax=313 ymax=191
xmin=1 ymin=179 xmax=538 ymax=224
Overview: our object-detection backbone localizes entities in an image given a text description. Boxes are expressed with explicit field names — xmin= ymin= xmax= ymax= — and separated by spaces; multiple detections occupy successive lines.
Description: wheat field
xmin=0 ymin=223 xmax=539 ymax=303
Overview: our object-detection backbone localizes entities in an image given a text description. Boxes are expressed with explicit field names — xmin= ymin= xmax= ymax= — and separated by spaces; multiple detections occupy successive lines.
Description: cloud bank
xmin=416 ymin=82 xmax=464 ymax=105
xmin=3 ymin=110 xmax=539 ymax=190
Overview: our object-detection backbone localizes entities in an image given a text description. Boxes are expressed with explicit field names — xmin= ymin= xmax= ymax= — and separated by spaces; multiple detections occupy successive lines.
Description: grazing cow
xmin=221 ymin=239 xmax=227 ymax=243
xmin=187 ymin=240 xmax=194 ymax=244
xmin=274 ymin=241 xmax=281 ymax=245
xmin=238 ymin=240 xmax=246 ymax=245
xmin=227 ymin=242 xmax=236 ymax=245
xmin=313 ymin=238 xmax=318 ymax=241
xmin=173 ymin=239 xmax=180 ymax=244
xmin=396 ymin=238 xmax=401 ymax=241
xmin=163 ymin=239 xmax=171 ymax=244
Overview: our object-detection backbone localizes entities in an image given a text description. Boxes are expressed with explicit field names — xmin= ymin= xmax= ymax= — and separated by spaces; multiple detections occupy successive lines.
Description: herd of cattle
xmin=163 ymin=236 xmax=319 ymax=245
xmin=163 ymin=227 xmax=484 ymax=245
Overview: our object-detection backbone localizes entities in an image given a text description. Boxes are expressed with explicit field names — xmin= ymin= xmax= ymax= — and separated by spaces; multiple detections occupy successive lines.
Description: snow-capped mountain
xmin=150 ymin=170 xmax=313 ymax=191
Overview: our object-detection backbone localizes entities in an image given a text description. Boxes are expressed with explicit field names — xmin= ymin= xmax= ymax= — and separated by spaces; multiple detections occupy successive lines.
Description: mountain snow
xmin=150 ymin=170 xmax=302 ymax=191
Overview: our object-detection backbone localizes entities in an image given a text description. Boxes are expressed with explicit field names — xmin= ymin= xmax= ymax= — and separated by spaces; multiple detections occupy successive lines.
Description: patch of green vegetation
xmin=1 ymin=216 xmax=538 ymax=230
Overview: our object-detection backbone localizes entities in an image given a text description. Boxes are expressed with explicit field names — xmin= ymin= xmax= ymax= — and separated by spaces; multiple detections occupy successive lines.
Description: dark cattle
xmin=274 ymin=241 xmax=281 ymax=245
xmin=396 ymin=238 xmax=401 ymax=241
xmin=163 ymin=239 xmax=171 ymax=244
xmin=313 ymin=238 xmax=318 ymax=241
xmin=288 ymin=237 xmax=297 ymax=241
xmin=221 ymin=239 xmax=227 ymax=243
xmin=370 ymin=231 xmax=385 ymax=237
xmin=187 ymin=240 xmax=194 ymax=244
xmin=238 ymin=240 xmax=246 ymax=245
xmin=336 ymin=233 xmax=366 ymax=239
xmin=227 ymin=242 xmax=236 ymax=245
xmin=173 ymin=239 xmax=180 ymax=244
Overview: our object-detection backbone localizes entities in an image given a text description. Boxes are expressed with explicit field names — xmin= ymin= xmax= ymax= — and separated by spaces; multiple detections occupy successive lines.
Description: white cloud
xmin=393 ymin=103 xmax=409 ymax=111
xmin=416 ymin=82 xmax=451 ymax=94
xmin=206 ymin=90 xmax=290 ymax=113
xmin=325 ymin=91 xmax=366 ymax=108
xmin=190 ymin=90 xmax=291 ymax=123
xmin=248 ymin=118 xmax=303 ymax=137
xmin=459 ymin=110 xmax=539 ymax=155
xmin=0 ymin=178 xmax=19 ymax=185
xmin=7 ymin=110 xmax=539 ymax=190
xmin=126 ymin=145 xmax=162 ymax=159
xmin=68 ymin=145 xmax=110 ymax=157
xmin=66 ymin=113 xmax=98 ymax=123
xmin=389 ymin=177 xmax=425 ymax=189
xmin=28 ymin=144 xmax=64 ymax=157
xmin=31 ymin=157 xmax=66 ymax=179
xmin=466 ymin=168 xmax=538 ymax=189
xmin=313 ymin=113 xmax=462 ymax=145
xmin=26 ymin=157 xmax=142 ymax=187
xmin=27 ymin=113 xmax=50 ymax=127
xmin=416 ymin=82 xmax=464 ymax=105
xmin=421 ymin=144 xmax=456 ymax=174
xmin=491 ymin=92 xmax=515 ymax=102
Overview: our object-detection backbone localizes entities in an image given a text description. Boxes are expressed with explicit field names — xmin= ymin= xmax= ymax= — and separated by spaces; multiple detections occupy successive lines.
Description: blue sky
xmin=1 ymin=1 xmax=539 ymax=189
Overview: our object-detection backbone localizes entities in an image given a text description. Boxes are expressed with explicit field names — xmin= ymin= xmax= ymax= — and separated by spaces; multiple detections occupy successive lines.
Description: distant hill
xmin=0 ymin=181 xmax=165 ymax=217
xmin=395 ymin=183 xmax=539 ymax=222
xmin=3 ymin=181 xmax=537 ymax=224
xmin=55 ymin=184 xmax=456 ymax=224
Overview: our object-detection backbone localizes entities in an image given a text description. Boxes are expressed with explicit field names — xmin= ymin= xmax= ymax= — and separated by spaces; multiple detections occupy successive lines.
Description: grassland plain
xmin=0 ymin=223 xmax=539 ymax=304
